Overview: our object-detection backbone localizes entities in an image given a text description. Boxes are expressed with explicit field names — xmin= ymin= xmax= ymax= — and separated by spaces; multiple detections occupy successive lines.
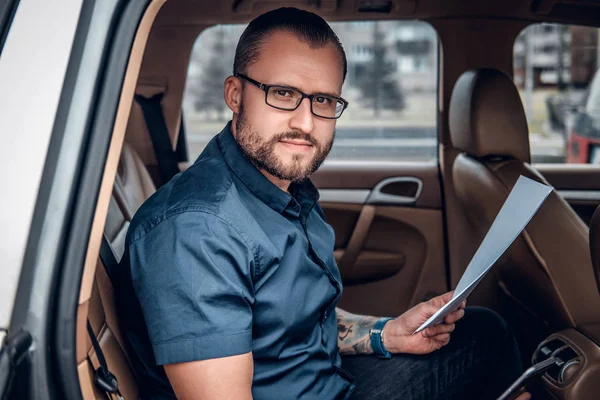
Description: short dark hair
xmin=233 ymin=7 xmax=347 ymax=82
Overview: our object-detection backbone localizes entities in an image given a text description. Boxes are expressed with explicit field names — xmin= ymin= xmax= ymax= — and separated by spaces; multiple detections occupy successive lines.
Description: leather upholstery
xmin=449 ymin=68 xmax=531 ymax=163
xmin=590 ymin=206 xmax=600 ymax=295
xmin=78 ymin=142 xmax=156 ymax=399
xmin=76 ymin=258 xmax=140 ymax=400
xmin=116 ymin=141 xmax=157 ymax=221
xmin=450 ymin=68 xmax=600 ymax=334
xmin=454 ymin=155 xmax=600 ymax=327
xmin=540 ymin=329 xmax=600 ymax=399
xmin=105 ymin=141 xmax=156 ymax=260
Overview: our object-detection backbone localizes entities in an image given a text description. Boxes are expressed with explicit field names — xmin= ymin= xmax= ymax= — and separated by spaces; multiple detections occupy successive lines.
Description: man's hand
xmin=383 ymin=291 xmax=466 ymax=355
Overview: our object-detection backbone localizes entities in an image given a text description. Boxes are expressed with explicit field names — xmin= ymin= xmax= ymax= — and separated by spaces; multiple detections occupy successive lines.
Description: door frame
xmin=1 ymin=0 xmax=154 ymax=398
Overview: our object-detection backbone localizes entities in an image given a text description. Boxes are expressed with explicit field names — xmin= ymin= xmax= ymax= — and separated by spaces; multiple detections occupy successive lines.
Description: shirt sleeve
xmin=128 ymin=210 xmax=256 ymax=365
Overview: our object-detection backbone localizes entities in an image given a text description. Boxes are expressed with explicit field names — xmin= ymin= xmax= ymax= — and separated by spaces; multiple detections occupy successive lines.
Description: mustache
xmin=272 ymin=131 xmax=318 ymax=146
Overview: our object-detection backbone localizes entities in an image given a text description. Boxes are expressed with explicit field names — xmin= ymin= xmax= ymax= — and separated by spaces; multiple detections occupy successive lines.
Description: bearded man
xmin=116 ymin=7 xmax=529 ymax=400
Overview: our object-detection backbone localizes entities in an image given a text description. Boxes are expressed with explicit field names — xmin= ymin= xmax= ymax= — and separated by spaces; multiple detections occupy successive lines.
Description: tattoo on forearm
xmin=336 ymin=308 xmax=379 ymax=355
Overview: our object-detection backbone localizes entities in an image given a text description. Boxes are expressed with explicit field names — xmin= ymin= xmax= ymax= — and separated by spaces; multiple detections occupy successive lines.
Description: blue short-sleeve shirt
xmin=115 ymin=122 xmax=355 ymax=399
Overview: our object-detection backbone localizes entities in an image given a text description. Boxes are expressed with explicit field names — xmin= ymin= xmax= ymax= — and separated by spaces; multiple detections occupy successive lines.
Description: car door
xmin=0 ymin=1 xmax=157 ymax=398
xmin=0 ymin=0 xmax=20 ymax=333
xmin=312 ymin=161 xmax=448 ymax=317
xmin=0 ymin=0 xmax=88 ymax=396
xmin=0 ymin=0 xmax=86 ymax=396
xmin=0 ymin=1 xmax=25 ymax=396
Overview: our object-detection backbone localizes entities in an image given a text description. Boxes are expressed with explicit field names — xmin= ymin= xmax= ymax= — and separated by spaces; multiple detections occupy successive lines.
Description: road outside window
xmin=182 ymin=21 xmax=439 ymax=162
xmin=513 ymin=23 xmax=600 ymax=164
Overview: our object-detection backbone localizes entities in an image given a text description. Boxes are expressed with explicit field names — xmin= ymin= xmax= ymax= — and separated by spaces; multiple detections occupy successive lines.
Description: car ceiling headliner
xmin=154 ymin=0 xmax=600 ymax=27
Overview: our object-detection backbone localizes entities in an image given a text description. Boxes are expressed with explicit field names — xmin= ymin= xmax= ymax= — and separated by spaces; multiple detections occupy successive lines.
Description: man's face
xmin=232 ymin=31 xmax=344 ymax=183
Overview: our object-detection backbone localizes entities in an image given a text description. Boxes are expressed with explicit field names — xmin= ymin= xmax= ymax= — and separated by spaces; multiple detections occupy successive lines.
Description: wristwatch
xmin=369 ymin=317 xmax=394 ymax=359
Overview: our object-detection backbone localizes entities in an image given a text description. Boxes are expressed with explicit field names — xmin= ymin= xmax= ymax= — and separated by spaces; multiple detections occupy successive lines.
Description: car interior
xmin=72 ymin=0 xmax=600 ymax=399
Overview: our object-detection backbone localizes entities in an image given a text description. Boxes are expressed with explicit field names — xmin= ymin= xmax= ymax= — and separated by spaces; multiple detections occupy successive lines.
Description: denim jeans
xmin=342 ymin=307 xmax=523 ymax=400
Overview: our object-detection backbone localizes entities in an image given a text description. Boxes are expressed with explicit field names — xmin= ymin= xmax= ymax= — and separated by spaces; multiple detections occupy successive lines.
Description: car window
xmin=585 ymin=67 xmax=600 ymax=113
xmin=513 ymin=23 xmax=600 ymax=164
xmin=182 ymin=21 xmax=439 ymax=162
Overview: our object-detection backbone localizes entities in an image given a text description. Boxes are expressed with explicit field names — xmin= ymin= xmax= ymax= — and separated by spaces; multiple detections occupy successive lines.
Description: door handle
xmin=366 ymin=177 xmax=423 ymax=205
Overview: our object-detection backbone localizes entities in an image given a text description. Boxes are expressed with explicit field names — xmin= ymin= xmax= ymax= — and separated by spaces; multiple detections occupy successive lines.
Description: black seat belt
xmin=99 ymin=234 xmax=119 ymax=283
xmin=87 ymin=321 xmax=123 ymax=400
xmin=175 ymin=112 xmax=189 ymax=164
xmin=89 ymin=235 xmax=124 ymax=399
xmin=134 ymin=93 xmax=181 ymax=184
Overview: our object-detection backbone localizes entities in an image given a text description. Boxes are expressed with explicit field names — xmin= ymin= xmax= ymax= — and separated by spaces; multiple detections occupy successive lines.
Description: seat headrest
xmin=590 ymin=206 xmax=600 ymax=294
xmin=449 ymin=68 xmax=531 ymax=163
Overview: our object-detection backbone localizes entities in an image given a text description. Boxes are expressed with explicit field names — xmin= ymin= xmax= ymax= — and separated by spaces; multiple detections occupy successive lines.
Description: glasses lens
xmin=311 ymin=96 xmax=346 ymax=119
xmin=309 ymin=96 xmax=335 ymax=118
xmin=335 ymin=99 xmax=346 ymax=118
xmin=266 ymin=86 xmax=302 ymax=110
xmin=266 ymin=86 xmax=347 ymax=119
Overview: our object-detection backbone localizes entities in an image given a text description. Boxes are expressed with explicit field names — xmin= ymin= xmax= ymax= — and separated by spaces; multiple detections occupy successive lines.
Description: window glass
xmin=183 ymin=21 xmax=439 ymax=162
xmin=513 ymin=23 xmax=600 ymax=164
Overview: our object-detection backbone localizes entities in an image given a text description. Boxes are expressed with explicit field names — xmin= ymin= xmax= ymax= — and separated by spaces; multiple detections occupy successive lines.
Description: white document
xmin=414 ymin=176 xmax=553 ymax=334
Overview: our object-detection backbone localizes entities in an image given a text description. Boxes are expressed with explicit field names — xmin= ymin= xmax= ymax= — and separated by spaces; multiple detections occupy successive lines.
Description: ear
xmin=224 ymin=75 xmax=243 ymax=114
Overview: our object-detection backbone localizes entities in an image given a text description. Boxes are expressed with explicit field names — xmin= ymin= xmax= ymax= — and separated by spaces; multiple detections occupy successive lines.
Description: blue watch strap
xmin=370 ymin=317 xmax=394 ymax=359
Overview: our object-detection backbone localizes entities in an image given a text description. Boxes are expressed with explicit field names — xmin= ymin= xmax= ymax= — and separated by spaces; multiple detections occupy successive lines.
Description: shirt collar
xmin=217 ymin=122 xmax=320 ymax=217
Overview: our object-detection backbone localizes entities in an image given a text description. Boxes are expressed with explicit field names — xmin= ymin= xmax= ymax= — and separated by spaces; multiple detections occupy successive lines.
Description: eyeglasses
xmin=234 ymin=73 xmax=349 ymax=119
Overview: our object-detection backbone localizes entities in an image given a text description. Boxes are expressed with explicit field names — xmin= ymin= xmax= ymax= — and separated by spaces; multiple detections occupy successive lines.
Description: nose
xmin=288 ymin=97 xmax=315 ymax=135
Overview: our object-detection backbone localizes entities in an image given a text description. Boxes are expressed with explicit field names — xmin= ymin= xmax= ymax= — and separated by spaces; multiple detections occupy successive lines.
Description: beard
xmin=235 ymin=103 xmax=334 ymax=183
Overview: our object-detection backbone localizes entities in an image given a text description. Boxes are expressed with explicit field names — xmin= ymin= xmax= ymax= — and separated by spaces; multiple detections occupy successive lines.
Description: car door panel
xmin=312 ymin=162 xmax=447 ymax=317
xmin=537 ymin=164 xmax=600 ymax=225
xmin=313 ymin=161 xmax=441 ymax=208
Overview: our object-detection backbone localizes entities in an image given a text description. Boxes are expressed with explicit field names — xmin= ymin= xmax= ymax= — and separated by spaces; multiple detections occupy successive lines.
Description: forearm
xmin=336 ymin=308 xmax=380 ymax=355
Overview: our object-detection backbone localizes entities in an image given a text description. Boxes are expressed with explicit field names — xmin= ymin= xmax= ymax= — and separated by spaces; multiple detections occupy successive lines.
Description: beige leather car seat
xmin=79 ymin=141 xmax=157 ymax=399
xmin=590 ymin=206 xmax=600 ymax=294
xmin=105 ymin=141 xmax=157 ymax=261
xmin=449 ymin=68 xmax=600 ymax=336
xmin=585 ymin=206 xmax=600 ymax=343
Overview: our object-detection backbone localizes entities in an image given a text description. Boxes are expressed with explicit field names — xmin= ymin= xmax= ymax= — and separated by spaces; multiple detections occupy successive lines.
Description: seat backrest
xmin=79 ymin=141 xmax=156 ymax=399
xmin=105 ymin=141 xmax=157 ymax=260
xmin=449 ymin=68 xmax=600 ymax=333
xmin=590 ymin=206 xmax=600 ymax=294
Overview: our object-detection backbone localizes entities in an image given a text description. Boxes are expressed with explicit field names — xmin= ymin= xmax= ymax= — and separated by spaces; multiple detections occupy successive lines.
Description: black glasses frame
xmin=234 ymin=73 xmax=349 ymax=119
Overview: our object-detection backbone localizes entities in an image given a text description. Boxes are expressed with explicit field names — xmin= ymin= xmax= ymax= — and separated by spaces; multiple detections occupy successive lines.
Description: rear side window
xmin=182 ymin=21 xmax=439 ymax=162
xmin=513 ymin=23 xmax=600 ymax=164
xmin=585 ymin=68 xmax=600 ymax=113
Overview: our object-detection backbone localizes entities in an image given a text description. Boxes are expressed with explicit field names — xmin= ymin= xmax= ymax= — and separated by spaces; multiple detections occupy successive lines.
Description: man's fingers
xmin=428 ymin=292 xmax=468 ymax=311
xmin=430 ymin=333 xmax=451 ymax=345
xmin=515 ymin=392 xmax=531 ymax=400
xmin=430 ymin=291 xmax=454 ymax=307
xmin=444 ymin=308 xmax=465 ymax=324
xmin=422 ymin=323 xmax=455 ymax=338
